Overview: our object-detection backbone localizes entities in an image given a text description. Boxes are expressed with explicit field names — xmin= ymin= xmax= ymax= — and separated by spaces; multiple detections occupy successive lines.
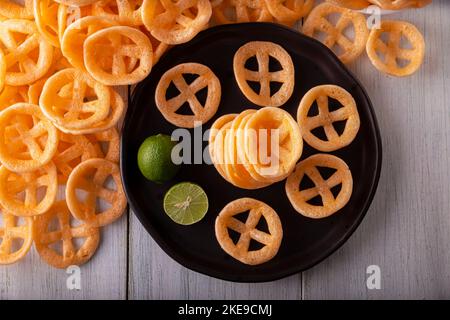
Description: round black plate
xmin=121 ymin=23 xmax=382 ymax=282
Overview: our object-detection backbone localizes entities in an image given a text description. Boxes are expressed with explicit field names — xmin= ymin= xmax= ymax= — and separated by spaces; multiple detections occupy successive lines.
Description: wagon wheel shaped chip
xmin=325 ymin=0 xmax=371 ymax=10
xmin=33 ymin=201 xmax=100 ymax=269
xmin=233 ymin=41 xmax=294 ymax=107
xmin=138 ymin=25 xmax=170 ymax=65
xmin=66 ymin=158 xmax=127 ymax=227
xmin=212 ymin=0 xmax=273 ymax=25
xmin=33 ymin=0 xmax=61 ymax=47
xmin=53 ymin=132 xmax=98 ymax=183
xmin=368 ymin=0 xmax=431 ymax=9
xmin=0 ymin=162 xmax=57 ymax=217
xmin=0 ymin=208 xmax=33 ymax=264
xmin=156 ymin=63 xmax=221 ymax=128
xmin=215 ymin=198 xmax=283 ymax=265
xmin=286 ymin=154 xmax=353 ymax=218
xmin=141 ymin=0 xmax=212 ymax=45
xmin=297 ymin=85 xmax=360 ymax=152
xmin=0 ymin=103 xmax=59 ymax=172
xmin=366 ymin=20 xmax=425 ymax=77
xmin=87 ymin=127 xmax=120 ymax=162
xmin=0 ymin=85 xmax=29 ymax=111
xmin=61 ymin=16 xmax=118 ymax=71
xmin=0 ymin=0 xmax=33 ymax=19
xmin=265 ymin=0 xmax=315 ymax=24
xmin=56 ymin=3 xmax=93 ymax=43
xmin=302 ymin=3 xmax=368 ymax=64
xmin=83 ymin=26 xmax=153 ymax=86
xmin=0 ymin=19 xmax=54 ymax=86
xmin=40 ymin=68 xmax=111 ymax=131
xmin=92 ymin=0 xmax=144 ymax=26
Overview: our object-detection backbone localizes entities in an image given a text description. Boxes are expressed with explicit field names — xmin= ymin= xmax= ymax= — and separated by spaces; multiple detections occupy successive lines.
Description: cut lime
xmin=137 ymin=134 xmax=180 ymax=183
xmin=163 ymin=182 xmax=209 ymax=225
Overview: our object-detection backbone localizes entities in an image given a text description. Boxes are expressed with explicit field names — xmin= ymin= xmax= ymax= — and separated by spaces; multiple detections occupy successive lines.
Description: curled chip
xmin=61 ymin=16 xmax=118 ymax=71
xmin=285 ymin=154 xmax=353 ymax=218
xmin=33 ymin=0 xmax=61 ymax=47
xmin=0 ymin=162 xmax=57 ymax=217
xmin=215 ymin=198 xmax=283 ymax=265
xmin=66 ymin=158 xmax=127 ymax=227
xmin=297 ymin=85 xmax=360 ymax=152
xmin=302 ymin=3 xmax=368 ymax=64
xmin=233 ymin=41 xmax=294 ymax=107
xmin=265 ymin=0 xmax=314 ymax=24
xmin=156 ymin=63 xmax=221 ymax=128
xmin=366 ymin=20 xmax=425 ymax=77
xmin=141 ymin=0 xmax=212 ymax=45
xmin=39 ymin=68 xmax=111 ymax=130
xmin=0 ymin=19 xmax=54 ymax=86
xmin=0 ymin=103 xmax=59 ymax=173
xmin=33 ymin=201 xmax=100 ymax=269
xmin=53 ymin=132 xmax=98 ymax=183
xmin=92 ymin=0 xmax=144 ymax=26
xmin=0 ymin=0 xmax=33 ymax=19
xmin=84 ymin=26 xmax=153 ymax=85
xmin=87 ymin=127 xmax=120 ymax=162
xmin=0 ymin=208 xmax=33 ymax=265
xmin=57 ymin=2 xmax=93 ymax=43
xmin=212 ymin=0 xmax=272 ymax=24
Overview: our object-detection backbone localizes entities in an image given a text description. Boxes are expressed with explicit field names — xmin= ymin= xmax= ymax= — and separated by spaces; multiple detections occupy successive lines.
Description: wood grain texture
xmin=303 ymin=2 xmax=450 ymax=299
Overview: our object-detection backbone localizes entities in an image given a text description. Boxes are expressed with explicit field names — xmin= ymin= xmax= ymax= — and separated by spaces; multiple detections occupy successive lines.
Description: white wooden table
xmin=1 ymin=1 xmax=449 ymax=300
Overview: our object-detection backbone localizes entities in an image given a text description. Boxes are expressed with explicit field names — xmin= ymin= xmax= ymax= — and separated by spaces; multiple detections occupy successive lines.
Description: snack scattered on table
xmin=215 ymin=197 xmax=283 ymax=265
xmin=0 ymin=209 xmax=33 ymax=264
xmin=285 ymin=154 xmax=353 ymax=219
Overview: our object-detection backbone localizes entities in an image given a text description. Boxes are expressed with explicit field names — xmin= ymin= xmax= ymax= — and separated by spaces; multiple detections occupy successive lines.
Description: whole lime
xmin=137 ymin=134 xmax=180 ymax=183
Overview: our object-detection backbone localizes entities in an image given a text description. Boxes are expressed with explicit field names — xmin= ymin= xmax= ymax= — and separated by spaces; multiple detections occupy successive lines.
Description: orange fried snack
xmin=286 ymin=154 xmax=353 ymax=218
xmin=66 ymin=158 xmax=126 ymax=227
xmin=265 ymin=0 xmax=314 ymax=25
xmin=302 ymin=3 xmax=368 ymax=64
xmin=84 ymin=26 xmax=153 ymax=85
xmin=141 ymin=0 xmax=212 ymax=45
xmin=366 ymin=20 xmax=425 ymax=77
xmin=92 ymin=0 xmax=144 ymax=26
xmin=0 ymin=162 xmax=57 ymax=216
xmin=33 ymin=0 xmax=61 ymax=47
xmin=87 ymin=128 xmax=120 ymax=162
xmin=0 ymin=19 xmax=54 ymax=86
xmin=297 ymin=85 xmax=360 ymax=151
xmin=212 ymin=0 xmax=272 ymax=24
xmin=33 ymin=200 xmax=100 ymax=269
xmin=233 ymin=41 xmax=294 ymax=107
xmin=0 ymin=103 xmax=58 ymax=172
xmin=0 ymin=208 xmax=33 ymax=265
xmin=0 ymin=0 xmax=33 ymax=19
xmin=155 ymin=62 xmax=221 ymax=128
xmin=215 ymin=198 xmax=282 ymax=265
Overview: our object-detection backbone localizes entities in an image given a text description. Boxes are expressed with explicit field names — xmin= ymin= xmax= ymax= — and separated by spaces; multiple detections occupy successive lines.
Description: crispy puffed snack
xmin=0 ymin=86 xmax=28 ymax=111
xmin=0 ymin=0 xmax=33 ymax=19
xmin=286 ymin=154 xmax=353 ymax=218
xmin=244 ymin=107 xmax=303 ymax=180
xmin=33 ymin=200 xmax=100 ymax=269
xmin=0 ymin=49 xmax=5 ymax=93
xmin=0 ymin=19 xmax=54 ymax=86
xmin=53 ymin=132 xmax=98 ymax=183
xmin=0 ymin=103 xmax=59 ymax=172
xmin=156 ymin=63 xmax=221 ymax=128
xmin=87 ymin=127 xmax=120 ymax=162
xmin=265 ymin=0 xmax=314 ymax=24
xmin=368 ymin=0 xmax=431 ymax=9
xmin=61 ymin=16 xmax=118 ymax=71
xmin=57 ymin=2 xmax=93 ymax=43
xmin=40 ymin=68 xmax=111 ymax=130
xmin=212 ymin=0 xmax=273 ymax=25
xmin=0 ymin=208 xmax=33 ymax=265
xmin=0 ymin=162 xmax=57 ymax=216
xmin=84 ymin=26 xmax=153 ymax=85
xmin=54 ymin=0 xmax=99 ymax=5
xmin=33 ymin=0 xmax=61 ymax=47
xmin=215 ymin=197 xmax=282 ymax=265
xmin=302 ymin=3 xmax=368 ymax=64
xmin=366 ymin=20 xmax=425 ymax=77
xmin=92 ymin=0 xmax=144 ymax=26
xmin=66 ymin=158 xmax=127 ymax=226
xmin=141 ymin=0 xmax=212 ymax=45
xmin=297 ymin=85 xmax=360 ymax=152
xmin=233 ymin=41 xmax=294 ymax=107
xmin=138 ymin=25 xmax=170 ymax=64
xmin=325 ymin=0 xmax=371 ymax=9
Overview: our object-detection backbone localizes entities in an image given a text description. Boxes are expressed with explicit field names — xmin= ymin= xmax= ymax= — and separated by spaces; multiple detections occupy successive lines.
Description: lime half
xmin=163 ymin=182 xmax=209 ymax=225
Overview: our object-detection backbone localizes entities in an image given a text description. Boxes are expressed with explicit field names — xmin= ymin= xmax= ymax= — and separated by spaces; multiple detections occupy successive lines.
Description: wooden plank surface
xmin=303 ymin=2 xmax=450 ymax=299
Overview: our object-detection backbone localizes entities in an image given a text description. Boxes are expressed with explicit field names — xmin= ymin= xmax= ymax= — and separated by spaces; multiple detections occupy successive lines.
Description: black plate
xmin=121 ymin=23 xmax=382 ymax=282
